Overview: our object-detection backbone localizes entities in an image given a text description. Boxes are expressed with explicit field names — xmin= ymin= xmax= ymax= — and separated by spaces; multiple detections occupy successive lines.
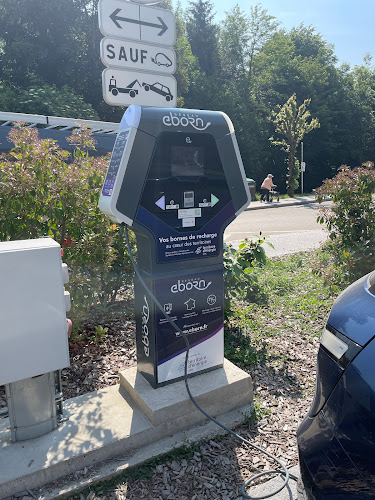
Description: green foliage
xmin=0 ymin=125 xmax=135 ymax=326
xmin=223 ymin=235 xmax=269 ymax=317
xmin=0 ymin=0 xmax=374 ymax=193
xmin=186 ymin=0 xmax=220 ymax=76
xmin=315 ymin=162 xmax=375 ymax=283
xmin=93 ymin=325 xmax=109 ymax=344
xmin=0 ymin=83 xmax=100 ymax=120
xmin=270 ymin=93 xmax=320 ymax=196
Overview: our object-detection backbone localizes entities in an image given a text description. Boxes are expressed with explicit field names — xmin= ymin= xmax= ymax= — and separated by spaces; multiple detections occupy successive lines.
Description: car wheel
xmin=166 ymin=95 xmax=171 ymax=101
xmin=129 ymin=90 xmax=136 ymax=98
xmin=111 ymin=89 xmax=118 ymax=96
xmin=144 ymin=85 xmax=150 ymax=91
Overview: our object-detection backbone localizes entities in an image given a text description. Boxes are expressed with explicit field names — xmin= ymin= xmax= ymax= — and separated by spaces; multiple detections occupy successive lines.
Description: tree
xmin=270 ymin=93 xmax=320 ymax=196
xmin=186 ymin=0 xmax=220 ymax=76
xmin=173 ymin=6 xmax=201 ymax=107
xmin=0 ymin=83 xmax=99 ymax=119
xmin=247 ymin=4 xmax=279 ymax=78
xmin=219 ymin=5 xmax=250 ymax=80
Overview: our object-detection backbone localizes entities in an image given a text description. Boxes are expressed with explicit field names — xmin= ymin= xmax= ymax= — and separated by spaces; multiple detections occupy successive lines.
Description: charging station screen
xmin=171 ymin=146 xmax=205 ymax=177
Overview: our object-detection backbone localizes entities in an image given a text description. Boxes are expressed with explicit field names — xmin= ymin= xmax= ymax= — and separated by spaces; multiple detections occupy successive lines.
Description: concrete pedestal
xmin=0 ymin=359 xmax=253 ymax=499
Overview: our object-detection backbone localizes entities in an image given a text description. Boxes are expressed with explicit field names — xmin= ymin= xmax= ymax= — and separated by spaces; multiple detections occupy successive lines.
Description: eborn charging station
xmin=99 ymin=105 xmax=250 ymax=388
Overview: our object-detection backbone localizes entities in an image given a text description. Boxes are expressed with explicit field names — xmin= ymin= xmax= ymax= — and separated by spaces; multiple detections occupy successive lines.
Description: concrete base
xmin=0 ymin=359 xmax=253 ymax=499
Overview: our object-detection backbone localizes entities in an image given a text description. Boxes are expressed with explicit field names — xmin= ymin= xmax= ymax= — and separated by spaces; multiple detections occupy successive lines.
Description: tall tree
xmin=186 ymin=0 xmax=220 ymax=76
xmin=270 ymin=94 xmax=320 ymax=196
xmin=220 ymin=5 xmax=249 ymax=80
xmin=247 ymin=4 xmax=279 ymax=78
xmin=173 ymin=6 xmax=201 ymax=107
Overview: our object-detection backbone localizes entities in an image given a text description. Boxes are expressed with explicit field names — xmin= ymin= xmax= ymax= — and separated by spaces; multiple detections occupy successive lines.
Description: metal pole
xmin=301 ymin=142 xmax=304 ymax=195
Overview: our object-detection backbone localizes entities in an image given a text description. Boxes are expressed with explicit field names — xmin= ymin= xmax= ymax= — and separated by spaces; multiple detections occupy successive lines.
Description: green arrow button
xmin=211 ymin=194 xmax=219 ymax=207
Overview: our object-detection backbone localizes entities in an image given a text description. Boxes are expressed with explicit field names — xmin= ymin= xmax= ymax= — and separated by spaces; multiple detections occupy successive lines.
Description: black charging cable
xmin=124 ymin=224 xmax=297 ymax=499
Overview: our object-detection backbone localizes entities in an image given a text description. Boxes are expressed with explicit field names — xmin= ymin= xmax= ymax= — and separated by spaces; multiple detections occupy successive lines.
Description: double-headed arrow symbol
xmin=110 ymin=8 xmax=168 ymax=36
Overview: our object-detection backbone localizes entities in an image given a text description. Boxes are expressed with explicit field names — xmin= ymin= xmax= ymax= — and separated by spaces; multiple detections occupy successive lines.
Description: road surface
xmin=224 ymin=201 xmax=332 ymax=257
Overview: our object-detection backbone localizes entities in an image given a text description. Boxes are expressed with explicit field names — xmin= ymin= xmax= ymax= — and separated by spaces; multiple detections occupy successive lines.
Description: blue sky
xmin=174 ymin=0 xmax=375 ymax=67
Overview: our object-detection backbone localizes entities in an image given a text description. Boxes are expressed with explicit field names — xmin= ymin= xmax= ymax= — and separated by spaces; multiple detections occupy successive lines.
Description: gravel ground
xmin=0 ymin=300 xmax=320 ymax=499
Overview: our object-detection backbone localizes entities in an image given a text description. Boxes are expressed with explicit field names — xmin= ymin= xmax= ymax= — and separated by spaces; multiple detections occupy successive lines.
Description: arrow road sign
xmin=110 ymin=8 xmax=168 ymax=36
xmin=98 ymin=0 xmax=176 ymax=46
xmin=102 ymin=68 xmax=177 ymax=107
xmin=100 ymin=37 xmax=176 ymax=75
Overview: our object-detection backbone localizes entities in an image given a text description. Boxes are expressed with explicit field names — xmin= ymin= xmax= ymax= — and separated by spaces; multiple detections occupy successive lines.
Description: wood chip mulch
xmin=1 ymin=306 xmax=321 ymax=500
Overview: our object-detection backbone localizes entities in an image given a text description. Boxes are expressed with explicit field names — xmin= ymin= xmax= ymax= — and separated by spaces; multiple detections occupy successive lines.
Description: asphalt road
xmin=224 ymin=200 xmax=332 ymax=257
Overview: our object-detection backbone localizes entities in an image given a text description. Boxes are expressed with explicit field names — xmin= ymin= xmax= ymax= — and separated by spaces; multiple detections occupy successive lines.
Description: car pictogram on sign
xmin=142 ymin=81 xmax=173 ymax=101
xmin=151 ymin=52 xmax=173 ymax=67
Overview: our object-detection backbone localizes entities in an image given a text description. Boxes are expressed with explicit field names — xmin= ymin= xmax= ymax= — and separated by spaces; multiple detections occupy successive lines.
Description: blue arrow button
xmin=155 ymin=195 xmax=165 ymax=210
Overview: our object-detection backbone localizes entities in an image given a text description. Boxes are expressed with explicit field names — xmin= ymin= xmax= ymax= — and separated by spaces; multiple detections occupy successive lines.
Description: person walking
xmin=260 ymin=174 xmax=276 ymax=202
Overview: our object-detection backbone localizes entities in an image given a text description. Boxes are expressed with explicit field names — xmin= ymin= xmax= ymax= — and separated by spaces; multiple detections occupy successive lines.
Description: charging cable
xmin=124 ymin=225 xmax=297 ymax=499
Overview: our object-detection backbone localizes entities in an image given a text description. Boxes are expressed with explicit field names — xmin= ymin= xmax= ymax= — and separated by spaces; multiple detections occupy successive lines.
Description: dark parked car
xmin=297 ymin=269 xmax=375 ymax=499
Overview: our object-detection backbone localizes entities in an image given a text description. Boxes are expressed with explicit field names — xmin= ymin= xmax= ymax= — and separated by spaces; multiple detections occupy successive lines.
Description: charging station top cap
xmin=99 ymin=106 xmax=250 ymax=228
xmin=126 ymin=105 xmax=234 ymax=139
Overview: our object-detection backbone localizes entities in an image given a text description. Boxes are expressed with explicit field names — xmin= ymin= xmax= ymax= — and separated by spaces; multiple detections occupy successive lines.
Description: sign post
xmin=301 ymin=141 xmax=304 ymax=194
xmin=98 ymin=0 xmax=177 ymax=108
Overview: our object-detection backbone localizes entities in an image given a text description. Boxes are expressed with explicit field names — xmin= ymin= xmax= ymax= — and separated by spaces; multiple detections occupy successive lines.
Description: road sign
xmin=301 ymin=161 xmax=306 ymax=172
xmin=98 ymin=0 xmax=176 ymax=47
xmin=102 ymin=68 xmax=177 ymax=107
xmin=100 ymin=37 xmax=176 ymax=75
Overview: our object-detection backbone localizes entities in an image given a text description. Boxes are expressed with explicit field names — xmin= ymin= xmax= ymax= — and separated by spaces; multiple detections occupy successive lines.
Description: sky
xmin=174 ymin=0 xmax=375 ymax=68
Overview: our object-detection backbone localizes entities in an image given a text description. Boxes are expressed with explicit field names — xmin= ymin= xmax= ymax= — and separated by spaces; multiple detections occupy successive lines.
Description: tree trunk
xmin=286 ymin=150 xmax=295 ymax=197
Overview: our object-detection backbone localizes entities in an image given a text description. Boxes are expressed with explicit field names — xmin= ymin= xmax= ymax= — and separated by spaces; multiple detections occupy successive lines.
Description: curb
xmin=245 ymin=197 xmax=317 ymax=211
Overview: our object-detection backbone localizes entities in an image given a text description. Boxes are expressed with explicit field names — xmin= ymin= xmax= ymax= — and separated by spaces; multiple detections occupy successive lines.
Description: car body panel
xmin=308 ymin=347 xmax=343 ymax=417
xmin=323 ymin=339 xmax=375 ymax=493
xmin=297 ymin=270 xmax=375 ymax=499
xmin=298 ymin=411 xmax=374 ymax=498
xmin=327 ymin=273 xmax=375 ymax=347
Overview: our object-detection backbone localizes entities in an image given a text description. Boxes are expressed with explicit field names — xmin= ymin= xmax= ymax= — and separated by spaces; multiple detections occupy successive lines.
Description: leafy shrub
xmin=0 ymin=82 xmax=100 ymax=120
xmin=0 ymin=124 xmax=135 ymax=326
xmin=315 ymin=162 xmax=375 ymax=283
xmin=223 ymin=234 xmax=269 ymax=318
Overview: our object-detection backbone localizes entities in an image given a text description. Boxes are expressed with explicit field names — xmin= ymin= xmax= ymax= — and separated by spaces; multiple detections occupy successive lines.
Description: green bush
xmin=315 ymin=162 xmax=375 ymax=283
xmin=223 ymin=235 xmax=269 ymax=318
xmin=0 ymin=124 xmax=135 ymax=326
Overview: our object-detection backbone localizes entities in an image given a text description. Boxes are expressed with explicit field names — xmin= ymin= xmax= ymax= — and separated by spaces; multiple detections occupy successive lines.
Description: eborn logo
xmin=162 ymin=112 xmax=211 ymax=131
xmin=171 ymin=279 xmax=212 ymax=293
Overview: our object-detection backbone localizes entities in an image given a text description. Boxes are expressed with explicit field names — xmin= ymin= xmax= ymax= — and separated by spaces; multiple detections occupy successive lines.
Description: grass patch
xmin=225 ymin=250 xmax=341 ymax=368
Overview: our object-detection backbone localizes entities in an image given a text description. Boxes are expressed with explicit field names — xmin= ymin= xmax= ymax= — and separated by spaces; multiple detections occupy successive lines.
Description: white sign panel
xmin=102 ymin=68 xmax=177 ymax=107
xmin=100 ymin=37 xmax=176 ymax=74
xmin=98 ymin=0 xmax=176 ymax=47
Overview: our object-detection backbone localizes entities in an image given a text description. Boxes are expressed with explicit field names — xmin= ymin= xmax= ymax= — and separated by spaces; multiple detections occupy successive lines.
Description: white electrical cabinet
xmin=0 ymin=238 xmax=70 ymax=385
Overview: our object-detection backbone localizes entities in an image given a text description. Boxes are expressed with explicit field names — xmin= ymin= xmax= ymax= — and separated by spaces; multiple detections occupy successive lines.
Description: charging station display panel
xmin=135 ymin=131 xmax=235 ymax=263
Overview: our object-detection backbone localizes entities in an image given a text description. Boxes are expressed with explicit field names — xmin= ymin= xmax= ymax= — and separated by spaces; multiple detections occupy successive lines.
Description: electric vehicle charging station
xmin=99 ymin=105 xmax=250 ymax=388
xmin=0 ymin=238 xmax=71 ymax=441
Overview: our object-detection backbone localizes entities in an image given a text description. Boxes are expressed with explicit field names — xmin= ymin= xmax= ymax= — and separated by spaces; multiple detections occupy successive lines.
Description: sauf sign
xmin=98 ymin=0 xmax=177 ymax=107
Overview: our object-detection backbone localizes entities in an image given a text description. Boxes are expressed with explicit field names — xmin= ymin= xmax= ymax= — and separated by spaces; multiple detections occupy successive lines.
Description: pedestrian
xmin=260 ymin=174 xmax=276 ymax=202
